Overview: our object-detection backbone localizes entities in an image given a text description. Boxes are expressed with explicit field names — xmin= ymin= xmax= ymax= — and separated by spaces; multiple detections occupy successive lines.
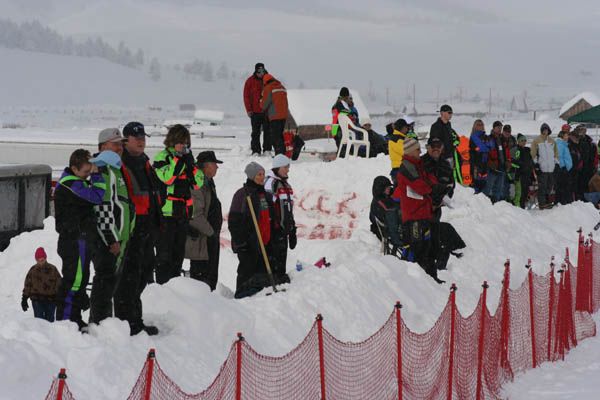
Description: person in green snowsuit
xmin=153 ymin=124 xmax=204 ymax=284
xmin=510 ymin=134 xmax=535 ymax=209
xmin=89 ymin=129 xmax=136 ymax=325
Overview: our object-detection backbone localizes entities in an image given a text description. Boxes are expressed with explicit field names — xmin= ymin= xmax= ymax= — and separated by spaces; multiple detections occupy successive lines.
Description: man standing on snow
xmin=116 ymin=122 xmax=162 ymax=336
xmin=429 ymin=104 xmax=460 ymax=181
xmin=185 ymin=151 xmax=223 ymax=291
xmin=531 ymin=123 xmax=559 ymax=209
xmin=89 ymin=129 xmax=136 ymax=326
xmin=260 ymin=73 xmax=289 ymax=156
xmin=244 ymin=63 xmax=270 ymax=156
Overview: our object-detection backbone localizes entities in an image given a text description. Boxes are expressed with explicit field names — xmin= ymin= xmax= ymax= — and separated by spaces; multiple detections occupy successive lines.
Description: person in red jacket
xmin=260 ymin=73 xmax=289 ymax=155
xmin=394 ymin=138 xmax=446 ymax=283
xmin=244 ymin=63 xmax=271 ymax=155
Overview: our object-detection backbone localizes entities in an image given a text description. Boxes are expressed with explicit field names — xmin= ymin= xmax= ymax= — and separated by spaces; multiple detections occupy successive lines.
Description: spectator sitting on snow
xmin=229 ymin=162 xmax=275 ymax=299
xmin=393 ymin=137 xmax=446 ymax=284
xmin=369 ymin=176 xmax=404 ymax=254
xmin=584 ymin=173 xmax=600 ymax=207
xmin=21 ymin=247 xmax=62 ymax=322
xmin=265 ymin=155 xmax=296 ymax=285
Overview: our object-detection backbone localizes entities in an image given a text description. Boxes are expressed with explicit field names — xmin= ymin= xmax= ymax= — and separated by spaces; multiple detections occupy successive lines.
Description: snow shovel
xmin=246 ymin=196 xmax=284 ymax=295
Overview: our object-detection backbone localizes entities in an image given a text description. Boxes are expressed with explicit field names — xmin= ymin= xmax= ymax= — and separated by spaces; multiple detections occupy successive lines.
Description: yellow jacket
xmin=388 ymin=130 xmax=407 ymax=168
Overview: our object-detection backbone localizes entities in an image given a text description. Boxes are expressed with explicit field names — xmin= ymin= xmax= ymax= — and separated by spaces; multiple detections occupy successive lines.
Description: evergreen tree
xmin=149 ymin=57 xmax=161 ymax=81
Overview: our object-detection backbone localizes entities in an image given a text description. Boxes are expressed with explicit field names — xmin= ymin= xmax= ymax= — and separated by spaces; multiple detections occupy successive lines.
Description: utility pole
xmin=488 ymin=88 xmax=492 ymax=115
xmin=413 ymin=83 xmax=416 ymax=114
xmin=386 ymin=87 xmax=390 ymax=106
xmin=436 ymin=85 xmax=440 ymax=109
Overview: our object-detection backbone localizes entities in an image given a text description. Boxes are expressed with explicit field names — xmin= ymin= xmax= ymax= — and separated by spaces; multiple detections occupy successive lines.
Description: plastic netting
xmin=44 ymin=235 xmax=600 ymax=400
xmin=44 ymin=375 xmax=76 ymax=400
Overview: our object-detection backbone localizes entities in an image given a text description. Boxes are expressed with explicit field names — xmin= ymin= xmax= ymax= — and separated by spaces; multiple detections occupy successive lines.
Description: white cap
xmin=272 ymin=154 xmax=291 ymax=169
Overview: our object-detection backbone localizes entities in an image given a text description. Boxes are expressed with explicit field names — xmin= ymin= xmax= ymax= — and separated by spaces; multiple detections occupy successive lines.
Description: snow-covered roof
xmin=287 ymin=89 xmax=370 ymax=126
xmin=560 ymin=92 xmax=600 ymax=116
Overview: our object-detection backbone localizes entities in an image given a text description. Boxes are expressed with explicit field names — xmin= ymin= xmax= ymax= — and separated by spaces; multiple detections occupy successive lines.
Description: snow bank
xmin=0 ymin=153 xmax=598 ymax=398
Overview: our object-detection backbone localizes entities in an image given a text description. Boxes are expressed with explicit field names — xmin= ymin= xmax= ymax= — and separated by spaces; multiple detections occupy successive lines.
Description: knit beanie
xmin=245 ymin=162 xmax=265 ymax=180
xmin=339 ymin=87 xmax=350 ymax=97
xmin=517 ymin=133 xmax=526 ymax=142
xmin=403 ymin=138 xmax=420 ymax=155
xmin=35 ymin=247 xmax=47 ymax=260
xmin=272 ymin=154 xmax=291 ymax=169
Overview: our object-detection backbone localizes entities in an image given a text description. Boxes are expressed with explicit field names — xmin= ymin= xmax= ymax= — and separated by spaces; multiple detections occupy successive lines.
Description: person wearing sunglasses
xmin=429 ymin=104 xmax=460 ymax=180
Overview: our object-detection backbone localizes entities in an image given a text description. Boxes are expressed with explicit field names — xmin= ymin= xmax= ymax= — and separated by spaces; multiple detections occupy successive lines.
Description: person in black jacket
xmin=116 ymin=122 xmax=162 ymax=336
xmin=568 ymin=131 xmax=584 ymax=201
xmin=54 ymin=149 xmax=105 ymax=330
xmin=369 ymin=176 xmax=404 ymax=256
xmin=421 ymin=137 xmax=465 ymax=271
xmin=511 ymin=134 xmax=535 ymax=208
xmin=229 ymin=162 xmax=275 ymax=299
xmin=429 ymin=104 xmax=459 ymax=172
xmin=576 ymin=125 xmax=597 ymax=201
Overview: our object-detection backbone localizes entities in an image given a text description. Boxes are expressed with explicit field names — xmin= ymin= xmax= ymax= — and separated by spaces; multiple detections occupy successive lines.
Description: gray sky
xmin=2 ymin=0 xmax=599 ymax=104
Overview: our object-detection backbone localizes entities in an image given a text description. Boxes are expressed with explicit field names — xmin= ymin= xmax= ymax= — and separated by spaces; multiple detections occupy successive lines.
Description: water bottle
xmin=296 ymin=260 xmax=303 ymax=272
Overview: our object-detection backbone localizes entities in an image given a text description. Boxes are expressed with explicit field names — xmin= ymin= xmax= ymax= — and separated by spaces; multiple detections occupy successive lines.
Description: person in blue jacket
xmin=469 ymin=120 xmax=494 ymax=194
xmin=556 ymin=129 xmax=573 ymax=204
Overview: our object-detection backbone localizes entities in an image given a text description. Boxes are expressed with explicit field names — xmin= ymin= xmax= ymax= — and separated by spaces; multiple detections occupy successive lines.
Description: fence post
xmin=526 ymin=260 xmax=537 ymax=368
xmin=395 ymin=302 xmax=403 ymax=400
xmin=564 ymin=264 xmax=577 ymax=349
xmin=588 ymin=233 xmax=594 ymax=312
xmin=236 ymin=333 xmax=244 ymax=400
xmin=56 ymin=369 xmax=67 ymax=400
xmin=447 ymin=284 xmax=457 ymax=400
xmin=476 ymin=281 xmax=488 ymax=400
xmin=547 ymin=262 xmax=555 ymax=361
xmin=499 ymin=260 xmax=511 ymax=377
xmin=317 ymin=314 xmax=326 ymax=400
xmin=554 ymin=269 xmax=566 ymax=360
xmin=143 ymin=349 xmax=156 ymax=400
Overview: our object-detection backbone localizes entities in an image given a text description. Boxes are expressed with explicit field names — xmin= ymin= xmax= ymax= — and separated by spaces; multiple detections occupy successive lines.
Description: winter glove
xmin=187 ymin=225 xmax=200 ymax=239
xmin=431 ymin=184 xmax=448 ymax=206
xmin=288 ymin=230 xmax=297 ymax=250
xmin=76 ymin=292 xmax=90 ymax=311
xmin=235 ymin=242 xmax=250 ymax=254
xmin=21 ymin=295 xmax=28 ymax=312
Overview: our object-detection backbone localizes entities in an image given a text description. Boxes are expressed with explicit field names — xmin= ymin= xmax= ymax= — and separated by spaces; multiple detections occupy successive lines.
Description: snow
xmin=193 ymin=109 xmax=225 ymax=124
xmin=559 ymin=92 xmax=600 ymax=117
xmin=287 ymin=89 xmax=370 ymax=126
xmin=1 ymin=149 xmax=600 ymax=399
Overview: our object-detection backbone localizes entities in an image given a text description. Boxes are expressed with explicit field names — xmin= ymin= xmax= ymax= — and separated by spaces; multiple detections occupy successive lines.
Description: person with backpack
xmin=185 ymin=151 xmax=224 ymax=291
xmin=511 ymin=134 xmax=535 ymax=208
xmin=116 ymin=122 xmax=162 ymax=335
xmin=260 ymin=73 xmax=289 ymax=155
xmin=264 ymin=155 xmax=297 ymax=285
xmin=153 ymin=124 xmax=204 ymax=284
xmin=531 ymin=123 xmax=559 ymax=209
xmin=54 ymin=149 xmax=105 ymax=330
xmin=229 ymin=162 xmax=276 ymax=298
xmin=21 ymin=247 xmax=62 ymax=322
xmin=89 ymin=129 xmax=136 ymax=326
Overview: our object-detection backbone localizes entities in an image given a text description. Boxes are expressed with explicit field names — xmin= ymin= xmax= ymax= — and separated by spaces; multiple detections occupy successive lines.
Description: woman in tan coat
xmin=185 ymin=151 xmax=223 ymax=290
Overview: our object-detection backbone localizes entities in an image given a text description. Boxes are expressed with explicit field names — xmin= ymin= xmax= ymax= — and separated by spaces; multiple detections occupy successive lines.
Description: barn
xmin=559 ymin=92 xmax=600 ymax=121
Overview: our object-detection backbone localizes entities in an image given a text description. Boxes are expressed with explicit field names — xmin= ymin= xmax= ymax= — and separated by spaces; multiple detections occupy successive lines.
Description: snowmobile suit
xmin=153 ymin=147 xmax=204 ymax=284
xmin=264 ymin=170 xmax=296 ymax=284
xmin=89 ymin=163 xmax=135 ymax=324
xmin=54 ymin=168 xmax=105 ymax=327
xmin=114 ymin=149 xmax=162 ymax=331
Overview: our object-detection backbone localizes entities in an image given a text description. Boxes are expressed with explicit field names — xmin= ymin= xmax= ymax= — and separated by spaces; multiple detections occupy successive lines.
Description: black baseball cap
xmin=439 ymin=104 xmax=453 ymax=113
xmin=123 ymin=122 xmax=149 ymax=138
xmin=196 ymin=150 xmax=223 ymax=165
xmin=427 ymin=137 xmax=443 ymax=147
xmin=393 ymin=118 xmax=409 ymax=130
xmin=493 ymin=121 xmax=503 ymax=128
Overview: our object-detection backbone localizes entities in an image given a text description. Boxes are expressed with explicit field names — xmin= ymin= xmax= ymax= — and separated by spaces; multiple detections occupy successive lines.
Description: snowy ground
xmin=1 ymin=151 xmax=599 ymax=399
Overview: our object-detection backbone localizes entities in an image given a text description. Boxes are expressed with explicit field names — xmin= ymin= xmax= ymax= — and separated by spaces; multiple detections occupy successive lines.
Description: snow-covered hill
xmin=0 ymin=153 xmax=598 ymax=399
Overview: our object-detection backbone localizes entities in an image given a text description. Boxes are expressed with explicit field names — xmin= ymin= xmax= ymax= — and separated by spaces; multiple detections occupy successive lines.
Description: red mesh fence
xmin=44 ymin=233 xmax=599 ymax=400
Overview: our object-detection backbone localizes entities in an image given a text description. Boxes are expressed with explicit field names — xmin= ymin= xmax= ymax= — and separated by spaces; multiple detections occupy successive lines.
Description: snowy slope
xmin=1 ymin=152 xmax=599 ymax=398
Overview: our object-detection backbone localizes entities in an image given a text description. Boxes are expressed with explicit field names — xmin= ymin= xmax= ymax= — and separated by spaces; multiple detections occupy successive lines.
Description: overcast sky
xmin=2 ymin=0 xmax=599 ymax=103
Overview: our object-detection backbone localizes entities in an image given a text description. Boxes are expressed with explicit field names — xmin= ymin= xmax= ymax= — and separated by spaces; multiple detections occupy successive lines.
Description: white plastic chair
xmin=337 ymin=113 xmax=370 ymax=159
